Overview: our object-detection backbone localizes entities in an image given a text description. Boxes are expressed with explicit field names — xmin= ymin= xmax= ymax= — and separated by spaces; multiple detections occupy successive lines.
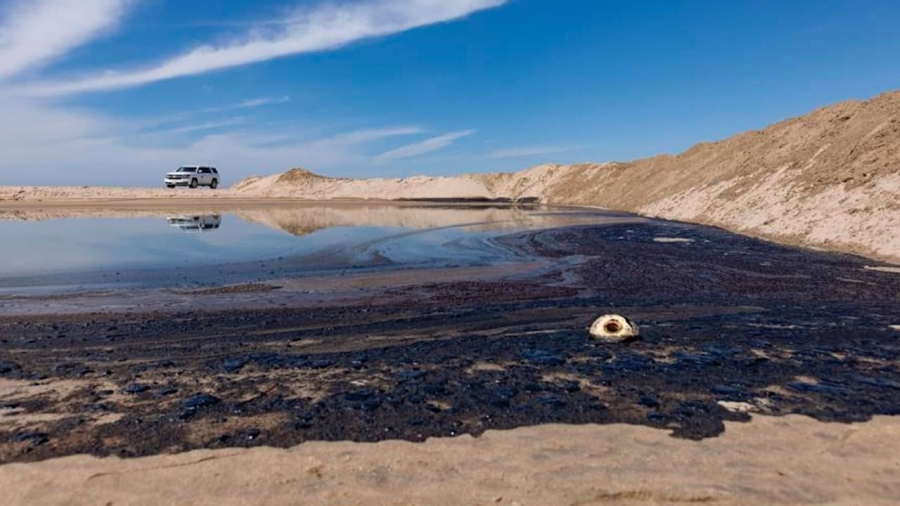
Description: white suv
xmin=164 ymin=166 xmax=220 ymax=189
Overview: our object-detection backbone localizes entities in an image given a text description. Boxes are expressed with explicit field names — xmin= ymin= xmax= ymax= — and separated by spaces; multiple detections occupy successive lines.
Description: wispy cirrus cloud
xmin=0 ymin=0 xmax=132 ymax=80
xmin=232 ymin=125 xmax=423 ymax=149
xmin=325 ymin=126 xmax=424 ymax=145
xmin=0 ymin=97 xmax=443 ymax=185
xmin=202 ymin=96 xmax=291 ymax=113
xmin=376 ymin=130 xmax=475 ymax=163
xmin=489 ymin=145 xmax=578 ymax=159
xmin=154 ymin=117 xmax=246 ymax=135
xmin=21 ymin=0 xmax=507 ymax=96
xmin=123 ymin=96 xmax=293 ymax=133
xmin=0 ymin=1 xmax=499 ymax=186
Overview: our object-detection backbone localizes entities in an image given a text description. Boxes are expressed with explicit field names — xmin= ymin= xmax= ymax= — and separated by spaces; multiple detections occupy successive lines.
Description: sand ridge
xmin=230 ymin=92 xmax=900 ymax=262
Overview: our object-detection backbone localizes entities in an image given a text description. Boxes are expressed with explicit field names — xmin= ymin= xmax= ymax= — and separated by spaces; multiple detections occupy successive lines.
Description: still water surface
xmin=0 ymin=204 xmax=635 ymax=293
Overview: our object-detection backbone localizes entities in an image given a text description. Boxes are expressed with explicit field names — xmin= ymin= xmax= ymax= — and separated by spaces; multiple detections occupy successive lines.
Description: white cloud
xmin=21 ymin=0 xmax=507 ymax=96
xmin=489 ymin=145 xmax=578 ymax=159
xmin=0 ymin=1 xmax=500 ymax=185
xmin=203 ymin=96 xmax=291 ymax=113
xmin=376 ymin=130 xmax=475 ymax=163
xmin=107 ymin=96 xmax=293 ymax=135
xmin=155 ymin=117 xmax=246 ymax=135
xmin=0 ymin=92 xmax=437 ymax=185
xmin=209 ymin=125 xmax=423 ymax=150
xmin=0 ymin=0 xmax=131 ymax=79
xmin=323 ymin=126 xmax=424 ymax=145
xmin=238 ymin=96 xmax=289 ymax=108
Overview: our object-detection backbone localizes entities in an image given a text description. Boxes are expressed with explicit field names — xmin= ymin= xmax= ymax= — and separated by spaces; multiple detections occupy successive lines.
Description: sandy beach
xmin=2 ymin=89 xmax=900 ymax=500
xmin=2 ymin=0 xmax=899 ymax=502
xmin=3 ymin=414 xmax=899 ymax=506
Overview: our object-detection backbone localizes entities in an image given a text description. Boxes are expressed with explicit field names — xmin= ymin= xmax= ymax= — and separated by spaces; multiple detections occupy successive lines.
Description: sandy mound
xmin=275 ymin=167 xmax=328 ymax=183
xmin=542 ymin=91 xmax=900 ymax=262
xmin=230 ymin=163 xmax=612 ymax=203
xmin=235 ymin=171 xmax=499 ymax=200
xmin=228 ymin=90 xmax=900 ymax=262
xmin=3 ymin=415 xmax=899 ymax=505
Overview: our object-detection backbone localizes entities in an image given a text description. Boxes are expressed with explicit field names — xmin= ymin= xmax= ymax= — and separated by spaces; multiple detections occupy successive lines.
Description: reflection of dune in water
xmin=235 ymin=206 xmax=531 ymax=236
xmin=0 ymin=205 xmax=644 ymax=237
xmin=235 ymin=205 xmax=642 ymax=236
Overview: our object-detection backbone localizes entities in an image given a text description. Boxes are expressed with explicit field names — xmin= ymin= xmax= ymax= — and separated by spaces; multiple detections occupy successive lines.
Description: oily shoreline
xmin=2 ymin=220 xmax=899 ymax=464
xmin=1 ymin=190 xmax=898 ymax=266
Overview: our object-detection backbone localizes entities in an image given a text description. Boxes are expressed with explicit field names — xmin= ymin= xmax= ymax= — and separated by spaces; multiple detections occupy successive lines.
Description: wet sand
xmin=2 ymin=216 xmax=900 ymax=503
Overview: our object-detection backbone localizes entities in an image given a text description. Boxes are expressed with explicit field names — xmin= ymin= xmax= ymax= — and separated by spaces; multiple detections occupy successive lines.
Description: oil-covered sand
xmin=2 ymin=216 xmax=900 ymax=504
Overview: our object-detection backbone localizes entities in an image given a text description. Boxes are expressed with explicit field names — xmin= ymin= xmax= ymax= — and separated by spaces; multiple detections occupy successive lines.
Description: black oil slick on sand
xmin=1 ymin=206 xmax=899 ymax=463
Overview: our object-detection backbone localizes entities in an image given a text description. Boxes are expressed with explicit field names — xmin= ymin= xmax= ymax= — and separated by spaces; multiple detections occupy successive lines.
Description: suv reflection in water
xmin=166 ymin=214 xmax=222 ymax=232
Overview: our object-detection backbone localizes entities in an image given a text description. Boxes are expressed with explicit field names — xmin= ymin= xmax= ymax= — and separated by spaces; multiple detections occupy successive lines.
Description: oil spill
xmin=1 ymin=221 xmax=899 ymax=463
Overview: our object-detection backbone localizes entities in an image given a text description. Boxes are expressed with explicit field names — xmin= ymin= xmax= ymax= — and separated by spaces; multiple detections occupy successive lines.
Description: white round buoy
xmin=590 ymin=314 xmax=640 ymax=342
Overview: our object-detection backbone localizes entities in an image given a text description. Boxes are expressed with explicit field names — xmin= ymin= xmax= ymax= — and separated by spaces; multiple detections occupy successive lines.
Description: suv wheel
xmin=190 ymin=178 xmax=198 ymax=189
xmin=210 ymin=179 xmax=218 ymax=189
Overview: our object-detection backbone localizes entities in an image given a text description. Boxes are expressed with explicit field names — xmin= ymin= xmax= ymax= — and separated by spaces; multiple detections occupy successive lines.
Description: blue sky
xmin=0 ymin=0 xmax=898 ymax=186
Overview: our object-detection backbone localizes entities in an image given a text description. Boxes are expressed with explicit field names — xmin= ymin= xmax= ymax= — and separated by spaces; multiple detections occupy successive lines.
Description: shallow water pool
xmin=0 ymin=204 xmax=638 ymax=293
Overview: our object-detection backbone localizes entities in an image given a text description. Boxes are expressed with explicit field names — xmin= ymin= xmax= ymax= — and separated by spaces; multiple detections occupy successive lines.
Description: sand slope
xmin=232 ymin=91 xmax=900 ymax=261
xmin=229 ymin=164 xmax=615 ymax=203
xmin=544 ymin=92 xmax=900 ymax=262
xmin=2 ymin=415 xmax=899 ymax=506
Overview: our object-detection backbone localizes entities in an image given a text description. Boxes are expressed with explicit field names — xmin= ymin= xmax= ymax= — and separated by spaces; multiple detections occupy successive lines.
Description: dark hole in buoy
xmin=604 ymin=322 xmax=621 ymax=334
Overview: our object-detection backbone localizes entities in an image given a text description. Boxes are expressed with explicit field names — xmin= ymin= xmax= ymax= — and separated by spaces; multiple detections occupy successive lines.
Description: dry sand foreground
xmin=2 ymin=415 xmax=899 ymax=506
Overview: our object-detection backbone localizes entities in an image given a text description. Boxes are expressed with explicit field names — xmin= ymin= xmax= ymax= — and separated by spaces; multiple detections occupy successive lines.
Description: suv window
xmin=211 ymin=168 xmax=218 ymax=174
xmin=199 ymin=168 xmax=211 ymax=174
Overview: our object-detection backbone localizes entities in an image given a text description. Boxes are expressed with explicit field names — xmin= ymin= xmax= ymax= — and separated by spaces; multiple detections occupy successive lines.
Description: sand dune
xmin=545 ymin=92 xmax=900 ymax=263
xmin=232 ymin=92 xmax=900 ymax=262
